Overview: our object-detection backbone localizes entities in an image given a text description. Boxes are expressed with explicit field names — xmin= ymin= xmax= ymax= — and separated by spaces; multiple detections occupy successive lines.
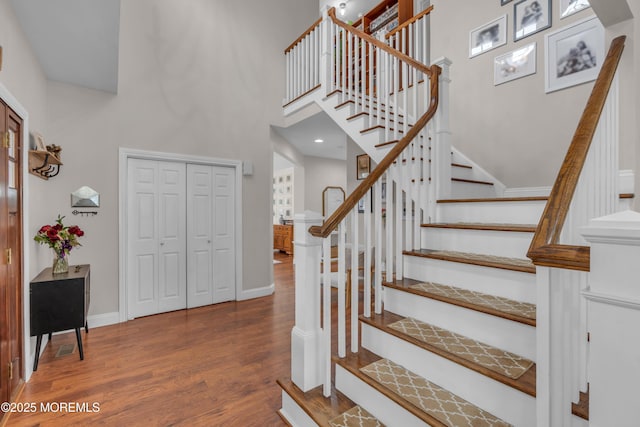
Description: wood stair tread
xmin=383 ymin=277 xmax=536 ymax=326
xmin=451 ymin=177 xmax=494 ymax=186
xmin=421 ymin=223 xmax=537 ymax=233
xmin=451 ymin=162 xmax=472 ymax=169
xmin=437 ymin=196 xmax=549 ymax=204
xmin=335 ymin=349 xmax=511 ymax=426
xmin=277 ymin=377 xmax=356 ymax=426
xmin=572 ymin=389 xmax=589 ymax=420
xmin=360 ymin=311 xmax=536 ymax=397
xmin=404 ymin=249 xmax=536 ymax=274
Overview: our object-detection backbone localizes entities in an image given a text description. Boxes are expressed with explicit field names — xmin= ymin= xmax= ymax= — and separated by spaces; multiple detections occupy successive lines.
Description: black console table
xmin=30 ymin=264 xmax=90 ymax=371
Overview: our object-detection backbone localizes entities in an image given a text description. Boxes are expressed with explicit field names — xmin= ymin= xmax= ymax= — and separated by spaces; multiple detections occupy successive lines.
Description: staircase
xmin=279 ymin=7 xmax=627 ymax=427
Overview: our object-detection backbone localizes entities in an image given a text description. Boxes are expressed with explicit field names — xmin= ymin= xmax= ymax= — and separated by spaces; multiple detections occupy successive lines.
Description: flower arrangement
xmin=34 ymin=215 xmax=84 ymax=273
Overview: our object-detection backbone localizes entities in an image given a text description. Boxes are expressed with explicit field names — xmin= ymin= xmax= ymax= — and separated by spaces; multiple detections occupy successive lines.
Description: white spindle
xmin=395 ymin=167 xmax=403 ymax=279
xmin=361 ymin=37 xmax=366 ymax=114
xmin=350 ymin=208 xmax=359 ymax=352
xmin=364 ymin=190 xmax=372 ymax=318
xmin=322 ymin=236 xmax=331 ymax=397
xmin=374 ymin=179 xmax=383 ymax=314
xmin=337 ymin=223 xmax=346 ymax=358
xmin=386 ymin=171 xmax=394 ymax=284
xmin=369 ymin=41 xmax=375 ymax=129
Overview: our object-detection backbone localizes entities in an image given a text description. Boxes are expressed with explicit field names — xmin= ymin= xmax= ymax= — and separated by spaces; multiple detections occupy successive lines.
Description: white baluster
xmin=374 ymin=179 xmax=383 ymax=314
xmin=338 ymin=222 xmax=346 ymax=358
xmin=386 ymin=171 xmax=394 ymax=283
xmin=364 ymin=190 xmax=372 ymax=318
xmin=395 ymin=167 xmax=403 ymax=279
xmin=322 ymin=236 xmax=332 ymax=397
xmin=350 ymin=207 xmax=359 ymax=352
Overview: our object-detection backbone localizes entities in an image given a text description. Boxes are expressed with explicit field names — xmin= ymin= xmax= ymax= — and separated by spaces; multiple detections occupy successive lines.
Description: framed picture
xmin=560 ymin=0 xmax=590 ymax=19
xmin=322 ymin=186 xmax=345 ymax=217
xmin=494 ymin=42 xmax=537 ymax=85
xmin=514 ymin=0 xmax=551 ymax=41
xmin=356 ymin=154 xmax=370 ymax=180
xmin=545 ymin=16 xmax=604 ymax=93
xmin=469 ymin=15 xmax=507 ymax=58
xmin=501 ymin=0 xmax=513 ymax=4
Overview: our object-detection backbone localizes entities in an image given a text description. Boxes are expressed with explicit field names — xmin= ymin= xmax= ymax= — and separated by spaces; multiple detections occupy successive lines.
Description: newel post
xmin=581 ymin=210 xmax=640 ymax=427
xmin=430 ymin=57 xmax=452 ymax=221
xmin=320 ymin=6 xmax=331 ymax=93
xmin=291 ymin=211 xmax=323 ymax=391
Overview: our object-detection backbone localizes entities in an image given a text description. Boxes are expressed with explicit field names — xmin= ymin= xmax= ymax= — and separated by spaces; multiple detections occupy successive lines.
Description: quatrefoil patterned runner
xmin=388 ymin=317 xmax=533 ymax=379
xmin=409 ymin=281 xmax=536 ymax=321
xmin=329 ymin=406 xmax=385 ymax=427
xmin=360 ymin=358 xmax=511 ymax=427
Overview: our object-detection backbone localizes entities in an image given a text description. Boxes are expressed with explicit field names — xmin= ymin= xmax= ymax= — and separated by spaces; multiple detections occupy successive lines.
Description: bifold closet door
xmin=127 ymin=159 xmax=187 ymax=318
xmin=187 ymin=164 xmax=236 ymax=308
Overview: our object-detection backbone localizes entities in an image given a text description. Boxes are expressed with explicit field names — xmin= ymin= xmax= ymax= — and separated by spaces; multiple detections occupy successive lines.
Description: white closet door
xmin=127 ymin=159 xmax=186 ymax=319
xmin=157 ymin=162 xmax=187 ymax=313
xmin=187 ymin=164 xmax=236 ymax=307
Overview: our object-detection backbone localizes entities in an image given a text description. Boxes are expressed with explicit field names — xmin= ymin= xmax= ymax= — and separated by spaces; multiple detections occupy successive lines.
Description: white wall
xmin=24 ymin=0 xmax=318 ymax=316
xmin=430 ymin=0 xmax=603 ymax=188
xmin=304 ymin=155 xmax=347 ymax=214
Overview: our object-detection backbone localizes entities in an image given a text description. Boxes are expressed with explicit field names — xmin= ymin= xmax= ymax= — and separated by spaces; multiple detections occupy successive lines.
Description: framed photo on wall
xmin=494 ymin=42 xmax=537 ymax=85
xmin=545 ymin=16 xmax=604 ymax=93
xmin=514 ymin=0 xmax=551 ymax=41
xmin=560 ymin=0 xmax=590 ymax=19
xmin=356 ymin=154 xmax=370 ymax=180
xmin=469 ymin=15 xmax=507 ymax=58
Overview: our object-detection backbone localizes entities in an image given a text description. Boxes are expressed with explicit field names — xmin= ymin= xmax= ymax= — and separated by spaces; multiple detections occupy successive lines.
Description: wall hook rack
xmin=72 ymin=210 xmax=98 ymax=217
xmin=28 ymin=150 xmax=62 ymax=180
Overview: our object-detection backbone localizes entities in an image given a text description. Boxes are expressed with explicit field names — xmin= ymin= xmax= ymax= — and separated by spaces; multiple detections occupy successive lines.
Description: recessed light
xmin=314 ymin=139 xmax=324 ymax=144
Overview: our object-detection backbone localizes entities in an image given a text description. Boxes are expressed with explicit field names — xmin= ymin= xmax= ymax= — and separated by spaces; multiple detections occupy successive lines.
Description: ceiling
xmin=273 ymin=111 xmax=347 ymax=161
xmin=10 ymin=0 xmax=121 ymax=93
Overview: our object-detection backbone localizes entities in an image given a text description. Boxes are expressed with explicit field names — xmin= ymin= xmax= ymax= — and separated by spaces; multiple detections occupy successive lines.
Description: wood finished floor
xmin=8 ymin=252 xmax=294 ymax=427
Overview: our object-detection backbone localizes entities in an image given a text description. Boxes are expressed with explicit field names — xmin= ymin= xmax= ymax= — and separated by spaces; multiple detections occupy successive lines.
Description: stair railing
xmin=527 ymin=35 xmax=625 ymax=425
xmin=385 ymin=5 xmax=434 ymax=73
xmin=288 ymin=7 xmax=443 ymax=398
xmin=284 ymin=17 xmax=323 ymax=106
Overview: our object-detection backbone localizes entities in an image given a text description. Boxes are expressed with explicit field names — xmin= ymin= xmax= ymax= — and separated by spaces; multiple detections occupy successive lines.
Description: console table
xmin=30 ymin=264 xmax=90 ymax=371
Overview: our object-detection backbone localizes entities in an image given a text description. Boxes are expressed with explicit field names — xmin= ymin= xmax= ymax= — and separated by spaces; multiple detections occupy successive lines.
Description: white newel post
xmin=430 ymin=57 xmax=452 ymax=222
xmin=291 ymin=211 xmax=324 ymax=392
xmin=580 ymin=210 xmax=640 ymax=427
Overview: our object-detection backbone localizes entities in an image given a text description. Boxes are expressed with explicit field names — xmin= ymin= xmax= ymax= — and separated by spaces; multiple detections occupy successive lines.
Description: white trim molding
xmin=582 ymin=290 xmax=640 ymax=311
xmin=237 ymin=283 xmax=275 ymax=301
xmin=118 ymin=147 xmax=244 ymax=323
xmin=0 ymin=81 xmax=31 ymax=381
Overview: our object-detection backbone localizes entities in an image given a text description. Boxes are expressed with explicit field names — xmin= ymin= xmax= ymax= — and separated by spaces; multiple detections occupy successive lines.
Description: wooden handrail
xmin=385 ymin=5 xmax=434 ymax=39
xmin=327 ymin=8 xmax=433 ymax=78
xmin=309 ymin=69 xmax=441 ymax=238
xmin=285 ymin=17 xmax=323 ymax=54
xmin=527 ymin=36 xmax=626 ymax=271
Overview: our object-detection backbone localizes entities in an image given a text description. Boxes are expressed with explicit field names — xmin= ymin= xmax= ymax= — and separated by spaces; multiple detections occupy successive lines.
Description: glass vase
xmin=52 ymin=251 xmax=69 ymax=274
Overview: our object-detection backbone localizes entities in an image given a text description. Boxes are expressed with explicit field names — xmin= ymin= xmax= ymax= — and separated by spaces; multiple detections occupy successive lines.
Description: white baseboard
xmin=237 ymin=283 xmax=275 ymax=301
xmin=88 ymin=311 xmax=121 ymax=328
xmin=503 ymin=186 xmax=551 ymax=197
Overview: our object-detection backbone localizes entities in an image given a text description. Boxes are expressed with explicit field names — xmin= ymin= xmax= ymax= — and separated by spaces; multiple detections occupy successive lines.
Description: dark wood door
xmin=0 ymin=99 xmax=24 ymax=410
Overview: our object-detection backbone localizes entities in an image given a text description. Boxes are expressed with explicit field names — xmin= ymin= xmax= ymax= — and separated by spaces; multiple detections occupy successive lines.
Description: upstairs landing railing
xmin=527 ymin=35 xmax=626 ymax=425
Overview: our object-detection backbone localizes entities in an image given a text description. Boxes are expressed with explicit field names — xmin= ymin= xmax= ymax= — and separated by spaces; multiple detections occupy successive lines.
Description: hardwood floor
xmin=7 ymin=252 xmax=294 ymax=427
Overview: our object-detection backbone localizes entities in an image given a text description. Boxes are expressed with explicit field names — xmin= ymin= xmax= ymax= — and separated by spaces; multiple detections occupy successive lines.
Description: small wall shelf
xmin=29 ymin=150 xmax=62 ymax=180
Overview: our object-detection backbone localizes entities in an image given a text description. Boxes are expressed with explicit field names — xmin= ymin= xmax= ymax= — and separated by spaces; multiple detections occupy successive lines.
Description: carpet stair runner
xmin=335 ymin=349 xmax=512 ymax=427
xmin=383 ymin=278 xmax=536 ymax=327
xmin=360 ymin=311 xmax=536 ymax=396
xmin=403 ymin=249 xmax=536 ymax=274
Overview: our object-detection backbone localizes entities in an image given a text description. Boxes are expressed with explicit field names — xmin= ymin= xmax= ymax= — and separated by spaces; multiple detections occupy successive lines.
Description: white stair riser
xmin=280 ymin=391 xmax=319 ymax=427
xmin=438 ymin=200 xmax=546 ymax=224
xmin=450 ymin=165 xmax=475 ymax=180
xmin=383 ymin=287 xmax=536 ymax=360
xmin=421 ymin=227 xmax=534 ymax=259
xmin=335 ymin=365 xmax=429 ymax=427
xmin=362 ymin=324 xmax=536 ymax=427
xmin=450 ymin=181 xmax=498 ymax=198
xmin=404 ymin=255 xmax=537 ymax=304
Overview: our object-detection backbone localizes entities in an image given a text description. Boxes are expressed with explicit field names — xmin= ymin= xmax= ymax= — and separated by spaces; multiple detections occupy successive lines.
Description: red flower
xmin=46 ymin=229 xmax=60 ymax=241
xmin=53 ymin=224 xmax=63 ymax=231
xmin=39 ymin=225 xmax=52 ymax=233
xmin=69 ymin=226 xmax=84 ymax=237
